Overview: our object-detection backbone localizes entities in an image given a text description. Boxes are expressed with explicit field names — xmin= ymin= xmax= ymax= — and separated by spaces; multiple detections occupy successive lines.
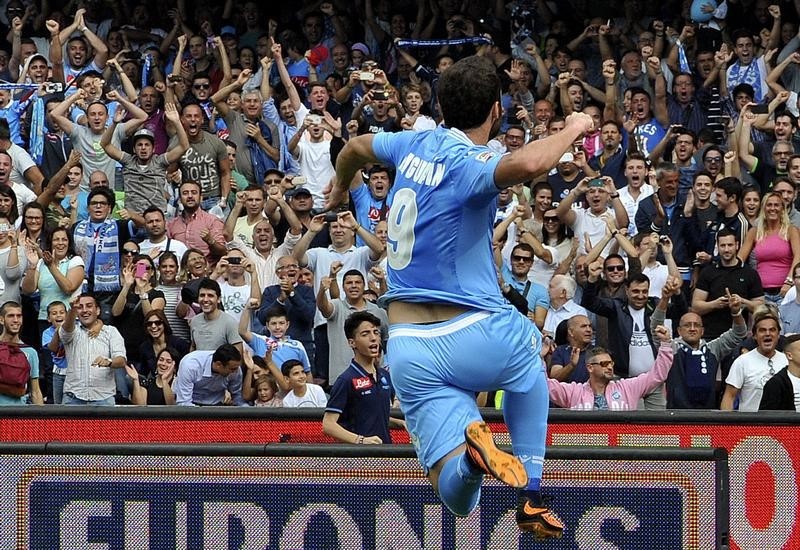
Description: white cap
xmin=558 ymin=152 xmax=575 ymax=164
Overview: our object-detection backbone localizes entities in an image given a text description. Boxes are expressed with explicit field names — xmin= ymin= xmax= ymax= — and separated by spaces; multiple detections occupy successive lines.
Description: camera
xmin=291 ymin=175 xmax=306 ymax=187
xmin=227 ymin=256 xmax=242 ymax=265
xmin=324 ymin=211 xmax=340 ymax=223
xmin=359 ymin=71 xmax=375 ymax=82
xmin=307 ymin=114 xmax=322 ymax=125
xmin=372 ymin=89 xmax=389 ymax=101
xmin=43 ymin=82 xmax=64 ymax=94
xmin=659 ymin=236 xmax=670 ymax=244
xmin=168 ymin=74 xmax=183 ymax=84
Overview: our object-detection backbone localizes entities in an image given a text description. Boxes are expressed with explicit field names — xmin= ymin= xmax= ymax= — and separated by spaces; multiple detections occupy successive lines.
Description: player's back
xmin=372 ymin=127 xmax=506 ymax=311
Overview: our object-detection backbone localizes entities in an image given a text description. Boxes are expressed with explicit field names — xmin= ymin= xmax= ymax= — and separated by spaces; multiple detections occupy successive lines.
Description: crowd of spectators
xmin=1 ymin=0 xmax=800 ymax=440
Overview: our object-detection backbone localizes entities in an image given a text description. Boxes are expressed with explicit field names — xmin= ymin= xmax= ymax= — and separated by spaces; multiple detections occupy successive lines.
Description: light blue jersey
xmin=373 ymin=127 xmax=506 ymax=311
xmin=350 ymin=182 xmax=394 ymax=246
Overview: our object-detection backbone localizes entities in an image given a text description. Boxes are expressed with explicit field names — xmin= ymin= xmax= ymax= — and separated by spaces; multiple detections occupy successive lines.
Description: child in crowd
xmin=41 ymin=301 xmax=67 ymax=404
xmin=239 ymin=305 xmax=312 ymax=380
xmin=281 ymin=359 xmax=327 ymax=408
xmin=253 ymin=375 xmax=283 ymax=407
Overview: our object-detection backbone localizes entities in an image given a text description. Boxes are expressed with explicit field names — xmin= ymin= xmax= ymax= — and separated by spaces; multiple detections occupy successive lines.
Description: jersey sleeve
xmin=325 ymin=374 xmax=349 ymax=414
xmin=373 ymin=131 xmax=416 ymax=167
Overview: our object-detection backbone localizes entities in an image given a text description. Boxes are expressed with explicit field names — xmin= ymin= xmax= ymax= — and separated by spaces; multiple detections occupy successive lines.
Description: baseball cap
xmin=558 ymin=152 xmax=574 ymax=164
xmin=290 ymin=187 xmax=312 ymax=198
xmin=220 ymin=25 xmax=237 ymax=37
xmin=351 ymin=42 xmax=370 ymax=56
xmin=133 ymin=128 xmax=155 ymax=143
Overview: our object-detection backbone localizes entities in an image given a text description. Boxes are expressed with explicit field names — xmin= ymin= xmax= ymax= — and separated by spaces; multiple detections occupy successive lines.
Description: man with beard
xmin=167 ymin=180 xmax=227 ymax=263
xmin=771 ymin=177 xmax=800 ymax=226
xmin=213 ymin=70 xmax=281 ymax=186
xmin=317 ymin=268 xmax=389 ymax=386
xmin=588 ymin=120 xmax=627 ymax=189
xmin=138 ymin=206 xmax=187 ymax=264
xmin=351 ymin=165 xmax=394 ymax=241
xmin=189 ymin=278 xmax=242 ymax=354
xmin=170 ymin=103 xmax=231 ymax=211
xmin=0 ymin=301 xmax=43 ymax=405
xmin=51 ymin=89 xmax=147 ymax=190
xmin=693 ymin=230 xmax=765 ymax=340
xmin=61 ymin=9 xmax=108 ymax=86
xmin=722 ymin=309 xmax=787 ymax=411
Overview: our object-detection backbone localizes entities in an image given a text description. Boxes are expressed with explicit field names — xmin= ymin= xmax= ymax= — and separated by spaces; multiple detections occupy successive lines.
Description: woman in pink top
xmin=738 ymin=192 xmax=800 ymax=304
xmin=546 ymin=326 xmax=674 ymax=411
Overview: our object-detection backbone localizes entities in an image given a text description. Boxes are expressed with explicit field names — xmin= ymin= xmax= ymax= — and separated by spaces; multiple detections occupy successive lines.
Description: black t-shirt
xmin=113 ymin=287 xmax=166 ymax=364
xmin=695 ymin=262 xmax=764 ymax=339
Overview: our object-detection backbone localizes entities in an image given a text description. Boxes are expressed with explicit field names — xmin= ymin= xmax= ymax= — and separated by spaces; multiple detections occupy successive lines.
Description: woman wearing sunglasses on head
xmin=137 ymin=310 xmax=189 ymax=379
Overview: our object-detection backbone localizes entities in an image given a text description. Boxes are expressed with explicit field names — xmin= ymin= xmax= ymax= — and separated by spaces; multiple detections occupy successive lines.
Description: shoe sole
xmin=518 ymin=521 xmax=564 ymax=540
xmin=465 ymin=422 xmax=527 ymax=488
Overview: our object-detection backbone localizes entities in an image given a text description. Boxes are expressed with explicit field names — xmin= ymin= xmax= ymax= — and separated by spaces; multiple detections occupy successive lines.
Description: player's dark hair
xmin=438 ymin=55 xmax=501 ymax=132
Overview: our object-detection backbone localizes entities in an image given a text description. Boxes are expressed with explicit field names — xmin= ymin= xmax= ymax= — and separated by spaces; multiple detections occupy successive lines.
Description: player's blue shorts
xmin=388 ymin=306 xmax=543 ymax=473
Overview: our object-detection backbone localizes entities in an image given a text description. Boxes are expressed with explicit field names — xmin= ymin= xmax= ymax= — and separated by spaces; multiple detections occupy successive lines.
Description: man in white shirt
xmin=722 ymin=310 xmax=788 ymax=412
xmin=555 ymin=175 xmax=629 ymax=256
xmin=139 ymin=206 xmax=187 ymax=265
xmin=617 ymin=152 xmax=654 ymax=236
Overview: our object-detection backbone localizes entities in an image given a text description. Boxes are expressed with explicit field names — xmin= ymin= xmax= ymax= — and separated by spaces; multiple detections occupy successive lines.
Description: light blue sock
xmin=503 ymin=369 xmax=549 ymax=491
xmin=437 ymin=453 xmax=483 ymax=517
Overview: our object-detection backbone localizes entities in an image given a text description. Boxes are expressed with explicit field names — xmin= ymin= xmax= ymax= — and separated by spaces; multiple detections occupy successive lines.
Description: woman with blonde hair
xmin=738 ymin=191 xmax=800 ymax=303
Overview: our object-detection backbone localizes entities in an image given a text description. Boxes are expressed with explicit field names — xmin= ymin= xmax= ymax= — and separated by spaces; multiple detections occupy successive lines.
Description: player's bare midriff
xmin=387 ymin=301 xmax=470 ymax=325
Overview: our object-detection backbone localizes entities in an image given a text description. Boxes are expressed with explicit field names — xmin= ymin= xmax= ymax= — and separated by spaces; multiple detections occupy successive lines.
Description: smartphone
xmin=307 ymin=114 xmax=322 ymax=125
xmin=373 ymin=90 xmax=389 ymax=101
xmin=359 ymin=71 xmax=375 ymax=82
xmin=227 ymin=256 xmax=241 ymax=265
xmin=324 ymin=211 xmax=339 ymax=223
xmin=291 ymin=175 xmax=306 ymax=187
xmin=659 ymin=235 xmax=670 ymax=244
xmin=0 ymin=223 xmax=9 ymax=232
xmin=751 ymin=104 xmax=770 ymax=114
xmin=135 ymin=263 xmax=148 ymax=279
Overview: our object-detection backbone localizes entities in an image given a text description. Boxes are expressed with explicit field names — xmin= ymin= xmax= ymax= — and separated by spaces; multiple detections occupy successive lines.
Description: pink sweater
xmin=547 ymin=344 xmax=674 ymax=410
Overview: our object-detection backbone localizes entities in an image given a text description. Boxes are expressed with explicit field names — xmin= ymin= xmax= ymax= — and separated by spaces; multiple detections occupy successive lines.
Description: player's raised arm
xmin=327 ymin=134 xmax=378 ymax=210
xmin=494 ymin=112 xmax=594 ymax=189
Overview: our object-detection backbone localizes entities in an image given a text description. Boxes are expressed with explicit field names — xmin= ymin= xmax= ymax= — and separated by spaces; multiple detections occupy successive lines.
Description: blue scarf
xmin=247 ymin=118 xmax=277 ymax=183
xmin=141 ymin=54 xmax=152 ymax=89
xmin=728 ymin=60 xmax=764 ymax=102
xmin=73 ymin=219 xmax=121 ymax=293
xmin=395 ymin=36 xmax=493 ymax=49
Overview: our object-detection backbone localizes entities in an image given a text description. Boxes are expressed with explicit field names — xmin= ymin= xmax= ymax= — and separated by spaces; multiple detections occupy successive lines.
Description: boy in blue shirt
xmin=239 ymin=304 xmax=311 ymax=383
xmin=41 ymin=301 xmax=68 ymax=404
xmin=326 ymin=55 xmax=593 ymax=539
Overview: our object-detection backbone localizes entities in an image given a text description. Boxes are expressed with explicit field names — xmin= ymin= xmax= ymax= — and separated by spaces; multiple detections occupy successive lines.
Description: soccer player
xmin=326 ymin=55 xmax=593 ymax=539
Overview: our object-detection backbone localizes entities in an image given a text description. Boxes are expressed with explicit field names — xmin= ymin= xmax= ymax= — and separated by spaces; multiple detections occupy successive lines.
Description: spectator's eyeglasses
xmin=605 ymin=264 xmax=625 ymax=272
xmin=543 ymin=216 xmax=559 ymax=223
xmin=704 ymin=156 xmax=722 ymax=164
xmin=768 ymin=358 xmax=775 ymax=375
xmin=89 ymin=200 xmax=109 ymax=207
xmin=587 ymin=360 xmax=614 ymax=368
xmin=122 ymin=249 xmax=137 ymax=256
xmin=193 ymin=83 xmax=210 ymax=90
xmin=511 ymin=255 xmax=533 ymax=262
xmin=145 ymin=320 xmax=164 ymax=327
